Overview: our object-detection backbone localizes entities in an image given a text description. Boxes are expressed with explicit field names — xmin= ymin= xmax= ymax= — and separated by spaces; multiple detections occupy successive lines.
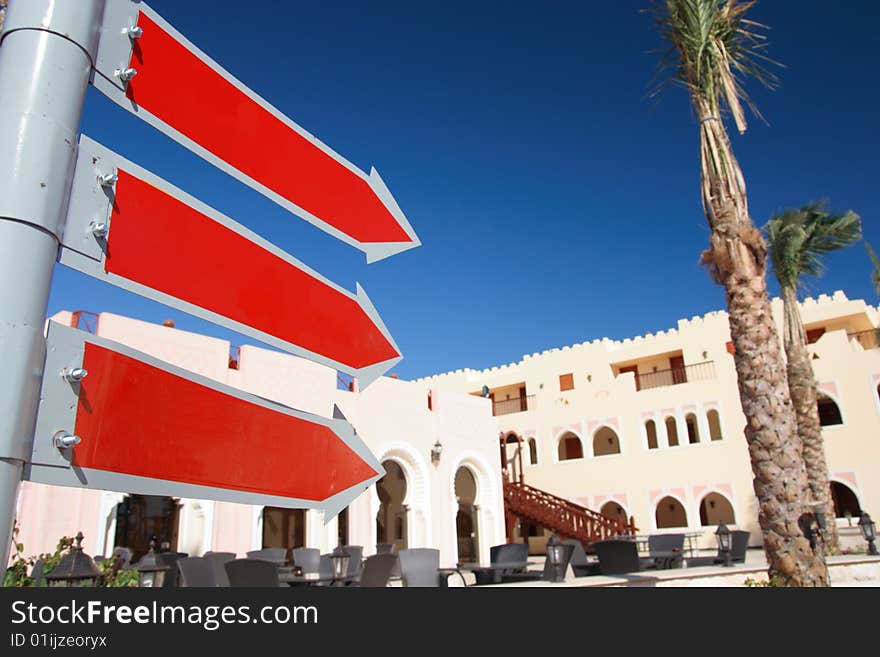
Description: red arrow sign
xmin=60 ymin=137 xmax=401 ymax=386
xmin=92 ymin=5 xmax=419 ymax=262
xmin=26 ymin=323 xmax=382 ymax=511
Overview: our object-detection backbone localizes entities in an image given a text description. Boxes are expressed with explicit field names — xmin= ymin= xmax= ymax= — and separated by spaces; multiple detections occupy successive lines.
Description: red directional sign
xmin=60 ymin=137 xmax=401 ymax=386
xmin=26 ymin=323 xmax=383 ymax=513
xmin=92 ymin=3 xmax=419 ymax=263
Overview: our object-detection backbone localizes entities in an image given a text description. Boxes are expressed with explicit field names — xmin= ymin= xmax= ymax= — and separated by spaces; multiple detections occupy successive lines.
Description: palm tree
xmin=648 ymin=0 xmax=828 ymax=585
xmin=765 ymin=202 xmax=861 ymax=553
xmin=868 ymin=243 xmax=880 ymax=295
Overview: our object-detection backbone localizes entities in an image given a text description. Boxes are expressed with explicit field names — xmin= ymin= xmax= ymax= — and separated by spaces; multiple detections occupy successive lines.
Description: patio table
xmin=458 ymin=560 xmax=538 ymax=585
xmin=278 ymin=570 xmax=358 ymax=587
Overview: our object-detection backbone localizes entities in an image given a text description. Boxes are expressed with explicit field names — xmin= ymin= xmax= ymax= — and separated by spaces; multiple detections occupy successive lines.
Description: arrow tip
xmin=365 ymin=167 xmax=421 ymax=263
xmin=353 ymin=282 xmax=403 ymax=389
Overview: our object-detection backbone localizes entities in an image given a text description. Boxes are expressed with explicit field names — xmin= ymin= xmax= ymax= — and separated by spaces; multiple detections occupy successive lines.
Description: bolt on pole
xmin=0 ymin=0 xmax=106 ymax=565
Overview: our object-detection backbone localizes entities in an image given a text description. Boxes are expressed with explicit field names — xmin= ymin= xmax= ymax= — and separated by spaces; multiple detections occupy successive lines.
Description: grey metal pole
xmin=0 ymin=0 xmax=105 ymax=566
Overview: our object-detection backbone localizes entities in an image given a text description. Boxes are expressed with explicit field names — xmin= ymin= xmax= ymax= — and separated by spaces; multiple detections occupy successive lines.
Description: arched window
xmin=527 ymin=438 xmax=538 ymax=465
xmin=685 ymin=413 xmax=700 ymax=444
xmin=831 ymin=481 xmax=862 ymax=519
xmin=593 ymin=427 xmax=621 ymax=457
xmin=707 ymin=409 xmax=723 ymax=441
xmin=665 ymin=417 xmax=679 ymax=447
xmin=655 ymin=496 xmax=687 ymax=528
xmin=645 ymin=420 xmax=659 ymax=450
xmin=698 ymin=492 xmax=735 ymax=526
xmin=557 ymin=432 xmax=583 ymax=461
xmin=817 ymin=394 xmax=843 ymax=426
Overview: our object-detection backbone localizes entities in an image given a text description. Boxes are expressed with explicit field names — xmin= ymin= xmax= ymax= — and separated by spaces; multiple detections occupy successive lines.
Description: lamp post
xmin=545 ymin=533 xmax=566 ymax=582
xmin=135 ymin=540 xmax=170 ymax=588
xmin=859 ymin=512 xmax=878 ymax=556
xmin=715 ymin=524 xmax=732 ymax=567
xmin=44 ymin=532 xmax=101 ymax=587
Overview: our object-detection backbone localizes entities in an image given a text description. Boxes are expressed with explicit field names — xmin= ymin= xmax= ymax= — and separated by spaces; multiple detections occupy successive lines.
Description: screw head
xmin=62 ymin=367 xmax=88 ymax=383
xmin=115 ymin=67 xmax=138 ymax=82
xmin=54 ymin=431 xmax=82 ymax=450
xmin=126 ymin=25 xmax=143 ymax=39
xmin=98 ymin=172 xmax=117 ymax=187
xmin=89 ymin=221 xmax=109 ymax=238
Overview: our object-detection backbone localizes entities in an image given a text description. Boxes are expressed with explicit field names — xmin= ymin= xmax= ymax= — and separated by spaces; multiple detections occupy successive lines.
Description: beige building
xmin=416 ymin=290 xmax=880 ymax=552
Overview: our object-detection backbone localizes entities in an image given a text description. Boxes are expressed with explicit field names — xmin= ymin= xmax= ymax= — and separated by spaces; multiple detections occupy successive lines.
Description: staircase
xmin=503 ymin=480 xmax=635 ymax=548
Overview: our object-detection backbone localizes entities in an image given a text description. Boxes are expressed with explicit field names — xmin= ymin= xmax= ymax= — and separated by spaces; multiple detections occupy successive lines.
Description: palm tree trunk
xmin=781 ymin=286 xmax=839 ymax=550
xmin=697 ymin=104 xmax=828 ymax=586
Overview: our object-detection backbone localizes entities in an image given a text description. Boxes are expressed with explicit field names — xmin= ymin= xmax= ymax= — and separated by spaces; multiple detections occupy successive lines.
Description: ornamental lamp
xmin=330 ymin=545 xmax=350 ymax=580
xmin=715 ymin=524 xmax=732 ymax=567
xmin=44 ymin=532 xmax=101 ymax=587
xmin=545 ymin=532 xmax=566 ymax=583
xmin=135 ymin=540 xmax=170 ymax=587
xmin=858 ymin=512 xmax=878 ymax=555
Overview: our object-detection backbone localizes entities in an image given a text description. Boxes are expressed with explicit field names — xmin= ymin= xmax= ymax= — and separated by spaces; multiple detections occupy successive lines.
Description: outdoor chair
xmin=592 ymin=539 xmax=642 ymax=575
xmin=203 ymin=551 xmax=235 ymax=587
xmin=225 ymin=558 xmax=282 ymax=587
xmin=156 ymin=551 xmax=188 ymax=588
xmin=355 ymin=554 xmax=398 ymax=588
xmin=375 ymin=543 xmax=396 ymax=554
xmin=246 ymin=548 xmax=287 ymax=565
xmin=643 ymin=533 xmax=685 ymax=569
xmin=397 ymin=548 xmax=442 ymax=587
xmin=563 ymin=539 xmax=600 ymax=577
xmin=291 ymin=547 xmax=320 ymax=575
xmin=501 ymin=542 xmax=576 ymax=583
xmin=685 ymin=530 xmax=751 ymax=567
xmin=489 ymin=543 xmax=529 ymax=574
xmin=177 ymin=557 xmax=217 ymax=587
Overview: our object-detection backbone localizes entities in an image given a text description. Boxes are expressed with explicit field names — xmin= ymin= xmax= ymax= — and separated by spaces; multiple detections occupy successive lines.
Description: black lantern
xmin=858 ymin=512 xmax=878 ymax=555
xmin=330 ymin=545 xmax=350 ymax=581
xmin=715 ymin=524 xmax=732 ymax=567
xmin=135 ymin=540 xmax=170 ymax=587
xmin=44 ymin=532 xmax=101 ymax=587
xmin=545 ymin=533 xmax=566 ymax=582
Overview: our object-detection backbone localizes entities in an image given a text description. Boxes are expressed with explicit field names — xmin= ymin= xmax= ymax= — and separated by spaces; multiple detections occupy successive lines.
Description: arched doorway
xmin=593 ymin=427 xmax=621 ymax=456
xmin=655 ymin=496 xmax=688 ymax=528
xmin=831 ymin=481 xmax=861 ymax=519
xmin=262 ymin=507 xmax=305 ymax=554
xmin=376 ymin=460 xmax=408 ymax=551
xmin=557 ymin=432 xmax=584 ymax=461
xmin=454 ymin=467 xmax=479 ymax=565
xmin=817 ymin=394 xmax=843 ymax=426
xmin=113 ymin=495 xmax=180 ymax=562
xmin=698 ymin=492 xmax=735 ymax=526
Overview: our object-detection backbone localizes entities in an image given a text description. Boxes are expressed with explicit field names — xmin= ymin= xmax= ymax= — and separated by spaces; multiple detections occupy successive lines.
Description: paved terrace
xmin=454 ymin=551 xmax=880 ymax=587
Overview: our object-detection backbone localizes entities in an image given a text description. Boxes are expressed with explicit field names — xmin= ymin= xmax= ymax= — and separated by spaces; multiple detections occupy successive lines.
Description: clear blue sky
xmin=48 ymin=0 xmax=880 ymax=379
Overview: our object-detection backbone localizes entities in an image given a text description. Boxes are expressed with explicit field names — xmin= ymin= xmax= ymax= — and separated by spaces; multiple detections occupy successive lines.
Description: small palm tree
xmin=765 ymin=202 xmax=861 ymax=552
xmin=867 ymin=243 xmax=880 ymax=295
xmin=648 ymin=0 xmax=828 ymax=585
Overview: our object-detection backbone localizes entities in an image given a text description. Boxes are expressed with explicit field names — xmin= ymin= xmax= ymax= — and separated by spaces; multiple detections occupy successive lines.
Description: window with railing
xmin=632 ymin=361 xmax=716 ymax=391
xmin=492 ymin=395 xmax=535 ymax=416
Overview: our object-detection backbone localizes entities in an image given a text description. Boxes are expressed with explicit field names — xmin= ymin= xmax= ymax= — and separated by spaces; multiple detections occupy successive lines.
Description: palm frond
xmin=867 ymin=242 xmax=880 ymax=295
xmin=647 ymin=0 xmax=781 ymax=134
xmin=764 ymin=201 xmax=862 ymax=291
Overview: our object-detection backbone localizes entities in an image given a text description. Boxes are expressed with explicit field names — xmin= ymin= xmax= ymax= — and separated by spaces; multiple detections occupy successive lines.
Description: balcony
xmin=493 ymin=395 xmax=535 ymax=416
xmin=848 ymin=328 xmax=880 ymax=350
xmin=631 ymin=361 xmax=716 ymax=391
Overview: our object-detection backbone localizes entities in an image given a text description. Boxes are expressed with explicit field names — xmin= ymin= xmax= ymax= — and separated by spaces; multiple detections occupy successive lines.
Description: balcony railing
xmin=848 ymin=328 xmax=880 ymax=350
xmin=629 ymin=361 xmax=716 ymax=391
xmin=492 ymin=395 xmax=535 ymax=416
